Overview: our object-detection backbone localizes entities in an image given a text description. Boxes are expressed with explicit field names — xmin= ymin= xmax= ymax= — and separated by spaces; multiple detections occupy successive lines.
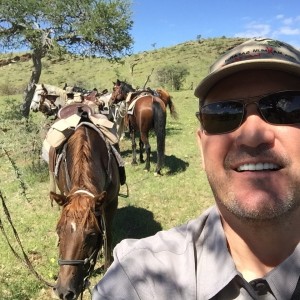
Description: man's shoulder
xmin=114 ymin=206 xmax=217 ymax=260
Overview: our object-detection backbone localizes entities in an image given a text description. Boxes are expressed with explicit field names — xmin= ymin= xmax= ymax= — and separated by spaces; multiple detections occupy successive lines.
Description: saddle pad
xmin=127 ymin=94 xmax=150 ymax=114
xmin=46 ymin=114 xmax=80 ymax=148
xmin=42 ymin=113 xmax=119 ymax=172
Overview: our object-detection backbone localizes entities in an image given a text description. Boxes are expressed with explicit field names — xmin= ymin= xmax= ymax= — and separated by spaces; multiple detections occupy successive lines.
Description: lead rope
xmin=0 ymin=190 xmax=55 ymax=288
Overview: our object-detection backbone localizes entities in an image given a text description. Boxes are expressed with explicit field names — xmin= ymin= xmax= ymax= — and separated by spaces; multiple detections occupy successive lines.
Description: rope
xmin=0 ymin=190 xmax=55 ymax=287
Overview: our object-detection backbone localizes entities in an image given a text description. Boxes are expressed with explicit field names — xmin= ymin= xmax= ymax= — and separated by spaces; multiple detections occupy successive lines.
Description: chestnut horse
xmin=111 ymin=79 xmax=166 ymax=175
xmin=155 ymin=88 xmax=178 ymax=120
xmin=50 ymin=116 xmax=120 ymax=299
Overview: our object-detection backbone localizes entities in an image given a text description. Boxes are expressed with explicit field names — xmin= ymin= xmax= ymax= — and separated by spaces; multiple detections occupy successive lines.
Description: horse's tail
xmin=167 ymin=97 xmax=178 ymax=120
xmin=152 ymin=100 xmax=166 ymax=173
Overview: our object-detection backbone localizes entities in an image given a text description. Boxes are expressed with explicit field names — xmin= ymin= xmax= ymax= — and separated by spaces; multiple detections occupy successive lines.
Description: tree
xmin=0 ymin=0 xmax=133 ymax=117
xmin=156 ymin=65 xmax=189 ymax=90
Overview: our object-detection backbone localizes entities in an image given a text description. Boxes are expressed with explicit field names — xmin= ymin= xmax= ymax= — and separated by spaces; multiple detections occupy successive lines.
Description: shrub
xmin=156 ymin=65 xmax=189 ymax=90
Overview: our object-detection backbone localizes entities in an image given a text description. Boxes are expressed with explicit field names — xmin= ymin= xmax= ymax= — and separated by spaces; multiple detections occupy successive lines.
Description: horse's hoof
xmin=131 ymin=161 xmax=138 ymax=165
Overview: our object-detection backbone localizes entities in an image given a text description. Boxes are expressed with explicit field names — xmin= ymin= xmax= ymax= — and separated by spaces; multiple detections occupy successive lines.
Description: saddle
xmin=43 ymin=109 xmax=126 ymax=194
xmin=126 ymin=91 xmax=153 ymax=114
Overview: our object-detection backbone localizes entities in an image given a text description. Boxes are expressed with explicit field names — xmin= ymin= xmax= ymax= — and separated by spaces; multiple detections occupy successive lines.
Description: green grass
xmin=0 ymin=37 xmax=245 ymax=299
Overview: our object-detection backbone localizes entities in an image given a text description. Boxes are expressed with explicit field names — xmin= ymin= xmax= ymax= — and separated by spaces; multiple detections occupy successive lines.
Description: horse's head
xmin=111 ymin=79 xmax=135 ymax=104
xmin=39 ymin=93 xmax=61 ymax=117
xmin=50 ymin=190 xmax=107 ymax=300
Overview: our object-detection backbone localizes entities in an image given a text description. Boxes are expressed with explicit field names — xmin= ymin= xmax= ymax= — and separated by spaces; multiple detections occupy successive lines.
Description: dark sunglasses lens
xmin=260 ymin=92 xmax=300 ymax=124
xmin=200 ymin=101 xmax=244 ymax=134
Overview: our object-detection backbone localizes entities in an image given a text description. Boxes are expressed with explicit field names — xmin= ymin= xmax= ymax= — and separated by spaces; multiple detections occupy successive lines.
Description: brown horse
xmin=49 ymin=115 xmax=120 ymax=299
xmin=155 ymin=88 xmax=178 ymax=120
xmin=111 ymin=79 xmax=166 ymax=175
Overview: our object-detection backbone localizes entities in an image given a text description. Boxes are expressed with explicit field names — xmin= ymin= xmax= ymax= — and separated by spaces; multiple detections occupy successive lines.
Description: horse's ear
xmin=94 ymin=191 xmax=107 ymax=211
xmin=50 ymin=191 xmax=67 ymax=207
xmin=116 ymin=79 xmax=121 ymax=85
xmin=63 ymin=83 xmax=67 ymax=90
xmin=41 ymin=83 xmax=48 ymax=94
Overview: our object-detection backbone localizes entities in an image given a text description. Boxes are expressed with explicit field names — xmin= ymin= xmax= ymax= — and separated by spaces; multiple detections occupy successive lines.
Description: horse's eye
xmin=85 ymin=232 xmax=97 ymax=241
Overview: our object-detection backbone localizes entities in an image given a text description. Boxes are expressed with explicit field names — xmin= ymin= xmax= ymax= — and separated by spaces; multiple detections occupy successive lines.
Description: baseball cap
xmin=194 ymin=38 xmax=300 ymax=100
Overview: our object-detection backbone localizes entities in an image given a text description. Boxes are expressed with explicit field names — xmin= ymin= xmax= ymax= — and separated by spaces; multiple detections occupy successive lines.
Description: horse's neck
xmin=124 ymin=84 xmax=135 ymax=94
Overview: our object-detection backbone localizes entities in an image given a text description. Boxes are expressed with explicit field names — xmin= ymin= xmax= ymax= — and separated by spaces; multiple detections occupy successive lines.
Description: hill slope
xmin=0 ymin=37 xmax=246 ymax=95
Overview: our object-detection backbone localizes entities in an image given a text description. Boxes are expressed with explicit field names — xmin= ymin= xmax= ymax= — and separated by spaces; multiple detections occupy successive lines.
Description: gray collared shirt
xmin=92 ymin=206 xmax=300 ymax=300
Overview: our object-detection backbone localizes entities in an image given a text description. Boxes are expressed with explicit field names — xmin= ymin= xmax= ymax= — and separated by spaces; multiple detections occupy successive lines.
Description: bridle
xmin=39 ymin=94 xmax=60 ymax=116
xmin=112 ymin=84 xmax=127 ymax=103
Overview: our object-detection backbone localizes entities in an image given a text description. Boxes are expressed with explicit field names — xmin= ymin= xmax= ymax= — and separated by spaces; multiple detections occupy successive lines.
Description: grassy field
xmin=0 ymin=37 xmax=244 ymax=299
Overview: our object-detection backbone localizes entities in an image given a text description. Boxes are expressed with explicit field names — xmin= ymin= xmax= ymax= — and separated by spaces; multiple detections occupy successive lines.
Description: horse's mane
xmin=120 ymin=81 xmax=135 ymax=93
xmin=37 ymin=83 xmax=67 ymax=102
xmin=67 ymin=126 xmax=98 ymax=194
xmin=57 ymin=126 xmax=101 ymax=230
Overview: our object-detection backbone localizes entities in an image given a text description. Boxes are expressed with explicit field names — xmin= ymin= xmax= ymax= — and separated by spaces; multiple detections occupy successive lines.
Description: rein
xmin=0 ymin=190 xmax=55 ymax=288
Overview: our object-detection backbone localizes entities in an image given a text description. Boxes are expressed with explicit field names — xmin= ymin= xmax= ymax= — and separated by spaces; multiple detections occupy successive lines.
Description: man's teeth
xmin=237 ymin=163 xmax=279 ymax=171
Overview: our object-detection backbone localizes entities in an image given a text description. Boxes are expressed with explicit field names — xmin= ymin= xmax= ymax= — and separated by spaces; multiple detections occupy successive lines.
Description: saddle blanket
xmin=126 ymin=92 xmax=151 ymax=115
xmin=42 ymin=113 xmax=118 ymax=163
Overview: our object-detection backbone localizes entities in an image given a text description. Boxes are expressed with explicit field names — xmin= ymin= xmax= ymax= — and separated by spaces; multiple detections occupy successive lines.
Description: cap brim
xmin=194 ymin=59 xmax=300 ymax=100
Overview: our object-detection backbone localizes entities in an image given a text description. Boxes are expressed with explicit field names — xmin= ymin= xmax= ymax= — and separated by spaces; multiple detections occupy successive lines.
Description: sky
xmin=130 ymin=0 xmax=300 ymax=53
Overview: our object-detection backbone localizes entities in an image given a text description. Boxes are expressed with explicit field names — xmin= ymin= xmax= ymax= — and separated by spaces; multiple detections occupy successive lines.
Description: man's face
xmin=198 ymin=69 xmax=300 ymax=222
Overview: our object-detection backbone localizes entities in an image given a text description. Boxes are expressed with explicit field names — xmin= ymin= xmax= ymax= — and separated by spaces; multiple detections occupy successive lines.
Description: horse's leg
xmin=130 ymin=128 xmax=138 ymax=165
xmin=140 ymin=132 xmax=150 ymax=172
xmin=139 ymin=137 xmax=145 ymax=163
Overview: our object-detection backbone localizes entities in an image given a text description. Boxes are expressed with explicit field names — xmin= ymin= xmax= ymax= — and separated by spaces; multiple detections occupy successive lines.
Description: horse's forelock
xmin=57 ymin=194 xmax=99 ymax=231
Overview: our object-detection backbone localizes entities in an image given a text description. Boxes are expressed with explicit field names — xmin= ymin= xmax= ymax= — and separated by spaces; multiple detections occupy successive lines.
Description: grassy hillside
xmin=0 ymin=37 xmax=245 ymax=94
xmin=0 ymin=37 xmax=245 ymax=300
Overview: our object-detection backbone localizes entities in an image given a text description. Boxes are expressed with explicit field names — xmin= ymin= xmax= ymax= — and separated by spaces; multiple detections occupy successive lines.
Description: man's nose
xmin=235 ymin=103 xmax=275 ymax=148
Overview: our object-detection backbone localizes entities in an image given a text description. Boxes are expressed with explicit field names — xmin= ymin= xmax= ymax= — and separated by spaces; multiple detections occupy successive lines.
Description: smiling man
xmin=93 ymin=38 xmax=300 ymax=300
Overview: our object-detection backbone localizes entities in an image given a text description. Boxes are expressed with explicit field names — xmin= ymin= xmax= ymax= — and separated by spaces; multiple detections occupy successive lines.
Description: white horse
xmin=30 ymin=83 xmax=67 ymax=114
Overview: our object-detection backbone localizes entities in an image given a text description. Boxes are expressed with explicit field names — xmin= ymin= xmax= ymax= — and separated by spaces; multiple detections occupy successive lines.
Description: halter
xmin=40 ymin=95 xmax=60 ymax=117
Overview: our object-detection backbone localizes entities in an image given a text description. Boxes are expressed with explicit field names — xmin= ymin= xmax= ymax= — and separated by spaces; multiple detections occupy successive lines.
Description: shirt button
xmin=250 ymin=279 xmax=270 ymax=296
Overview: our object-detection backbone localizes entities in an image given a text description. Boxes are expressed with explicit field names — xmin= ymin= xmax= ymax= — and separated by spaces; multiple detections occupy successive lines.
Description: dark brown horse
xmin=111 ymin=79 xmax=166 ymax=175
xmin=49 ymin=115 xmax=120 ymax=299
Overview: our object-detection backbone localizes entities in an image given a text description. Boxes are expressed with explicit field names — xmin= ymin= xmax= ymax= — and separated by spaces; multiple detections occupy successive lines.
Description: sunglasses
xmin=196 ymin=90 xmax=300 ymax=134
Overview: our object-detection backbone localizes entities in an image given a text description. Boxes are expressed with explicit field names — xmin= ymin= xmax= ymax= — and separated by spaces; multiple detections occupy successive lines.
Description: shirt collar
xmin=196 ymin=207 xmax=300 ymax=299
xmin=266 ymin=242 xmax=300 ymax=300
xmin=196 ymin=206 xmax=239 ymax=298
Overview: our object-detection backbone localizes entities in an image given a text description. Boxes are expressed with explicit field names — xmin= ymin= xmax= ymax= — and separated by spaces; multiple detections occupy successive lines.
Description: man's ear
xmin=197 ymin=129 xmax=205 ymax=170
